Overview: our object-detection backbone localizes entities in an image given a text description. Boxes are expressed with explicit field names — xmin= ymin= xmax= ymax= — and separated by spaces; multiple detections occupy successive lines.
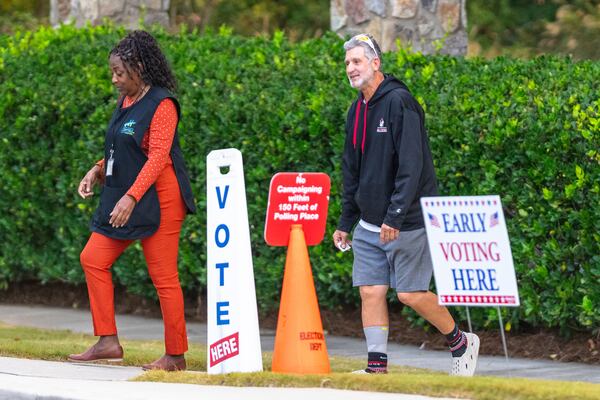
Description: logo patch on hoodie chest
xmin=377 ymin=118 xmax=388 ymax=133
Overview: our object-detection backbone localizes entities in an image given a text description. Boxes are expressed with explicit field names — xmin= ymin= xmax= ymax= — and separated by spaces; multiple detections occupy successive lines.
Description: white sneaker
xmin=350 ymin=368 xmax=387 ymax=374
xmin=351 ymin=369 xmax=369 ymax=374
xmin=450 ymin=332 xmax=480 ymax=377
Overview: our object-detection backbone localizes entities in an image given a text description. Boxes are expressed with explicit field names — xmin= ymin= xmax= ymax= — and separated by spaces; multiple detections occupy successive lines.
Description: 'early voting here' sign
xmin=421 ymin=195 xmax=519 ymax=307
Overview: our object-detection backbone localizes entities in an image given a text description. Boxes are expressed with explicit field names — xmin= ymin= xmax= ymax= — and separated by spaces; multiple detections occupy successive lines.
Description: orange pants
xmin=80 ymin=164 xmax=188 ymax=355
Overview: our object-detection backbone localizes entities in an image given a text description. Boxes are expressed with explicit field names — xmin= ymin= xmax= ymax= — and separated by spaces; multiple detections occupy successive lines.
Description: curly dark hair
xmin=110 ymin=30 xmax=177 ymax=92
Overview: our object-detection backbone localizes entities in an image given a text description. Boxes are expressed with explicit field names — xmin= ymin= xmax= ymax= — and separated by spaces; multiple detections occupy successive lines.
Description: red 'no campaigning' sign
xmin=264 ymin=172 xmax=330 ymax=246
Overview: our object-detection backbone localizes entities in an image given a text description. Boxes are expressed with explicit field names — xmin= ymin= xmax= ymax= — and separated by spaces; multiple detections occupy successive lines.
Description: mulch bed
xmin=1 ymin=281 xmax=598 ymax=364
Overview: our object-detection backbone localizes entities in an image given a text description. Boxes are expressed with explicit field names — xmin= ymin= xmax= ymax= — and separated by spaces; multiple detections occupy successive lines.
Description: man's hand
xmin=380 ymin=223 xmax=399 ymax=243
xmin=78 ymin=165 xmax=102 ymax=199
xmin=109 ymin=195 xmax=136 ymax=228
xmin=333 ymin=229 xmax=351 ymax=251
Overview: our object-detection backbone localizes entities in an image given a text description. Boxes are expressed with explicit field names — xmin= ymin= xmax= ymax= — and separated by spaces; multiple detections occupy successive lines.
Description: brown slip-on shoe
xmin=68 ymin=344 xmax=124 ymax=363
xmin=142 ymin=355 xmax=186 ymax=371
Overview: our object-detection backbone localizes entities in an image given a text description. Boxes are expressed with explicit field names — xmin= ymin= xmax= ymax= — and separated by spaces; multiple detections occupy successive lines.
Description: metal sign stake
xmin=465 ymin=306 xmax=473 ymax=333
xmin=497 ymin=306 xmax=509 ymax=361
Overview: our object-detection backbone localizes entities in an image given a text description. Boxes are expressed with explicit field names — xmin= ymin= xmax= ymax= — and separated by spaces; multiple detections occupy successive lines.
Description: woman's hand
xmin=109 ymin=195 xmax=137 ymax=228
xmin=78 ymin=165 xmax=102 ymax=199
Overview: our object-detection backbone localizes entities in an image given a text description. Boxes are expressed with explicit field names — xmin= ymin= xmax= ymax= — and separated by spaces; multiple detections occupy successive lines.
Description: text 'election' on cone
xmin=271 ymin=224 xmax=330 ymax=374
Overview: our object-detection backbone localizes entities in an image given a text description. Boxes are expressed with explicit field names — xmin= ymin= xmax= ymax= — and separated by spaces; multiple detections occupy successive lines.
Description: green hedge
xmin=0 ymin=24 xmax=598 ymax=334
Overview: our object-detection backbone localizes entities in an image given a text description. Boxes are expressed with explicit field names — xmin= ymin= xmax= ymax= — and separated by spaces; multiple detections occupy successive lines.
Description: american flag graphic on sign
xmin=490 ymin=212 xmax=499 ymax=228
xmin=428 ymin=213 xmax=441 ymax=228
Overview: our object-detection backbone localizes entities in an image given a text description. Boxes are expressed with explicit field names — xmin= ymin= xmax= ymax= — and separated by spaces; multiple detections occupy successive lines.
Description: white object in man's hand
xmin=336 ymin=241 xmax=352 ymax=252
xmin=332 ymin=229 xmax=352 ymax=252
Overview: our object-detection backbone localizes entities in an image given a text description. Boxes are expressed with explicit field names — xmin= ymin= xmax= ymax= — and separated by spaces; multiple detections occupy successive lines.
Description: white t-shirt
xmin=359 ymin=219 xmax=381 ymax=233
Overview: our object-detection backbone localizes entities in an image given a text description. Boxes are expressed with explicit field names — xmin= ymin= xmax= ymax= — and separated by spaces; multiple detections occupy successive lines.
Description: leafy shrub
xmin=0 ymin=24 xmax=598 ymax=334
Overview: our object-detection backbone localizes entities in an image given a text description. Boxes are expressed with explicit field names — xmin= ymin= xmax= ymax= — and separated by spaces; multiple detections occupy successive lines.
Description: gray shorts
xmin=351 ymin=224 xmax=433 ymax=292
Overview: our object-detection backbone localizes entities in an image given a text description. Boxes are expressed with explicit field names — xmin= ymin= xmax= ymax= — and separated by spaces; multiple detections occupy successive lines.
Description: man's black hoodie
xmin=337 ymin=74 xmax=438 ymax=233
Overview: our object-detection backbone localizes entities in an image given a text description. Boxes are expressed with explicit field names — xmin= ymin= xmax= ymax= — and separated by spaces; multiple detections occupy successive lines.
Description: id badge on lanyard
xmin=106 ymin=147 xmax=114 ymax=176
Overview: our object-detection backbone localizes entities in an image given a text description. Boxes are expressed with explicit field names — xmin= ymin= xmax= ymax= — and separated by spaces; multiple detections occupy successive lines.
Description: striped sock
xmin=364 ymin=326 xmax=388 ymax=373
xmin=366 ymin=352 xmax=388 ymax=373
xmin=445 ymin=324 xmax=467 ymax=358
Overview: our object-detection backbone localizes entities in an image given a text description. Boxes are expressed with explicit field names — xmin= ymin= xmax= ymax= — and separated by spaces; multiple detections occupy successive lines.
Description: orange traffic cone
xmin=271 ymin=224 xmax=330 ymax=374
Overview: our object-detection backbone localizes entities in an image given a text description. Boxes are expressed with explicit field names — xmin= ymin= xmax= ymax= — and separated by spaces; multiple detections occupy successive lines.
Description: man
xmin=332 ymin=33 xmax=479 ymax=376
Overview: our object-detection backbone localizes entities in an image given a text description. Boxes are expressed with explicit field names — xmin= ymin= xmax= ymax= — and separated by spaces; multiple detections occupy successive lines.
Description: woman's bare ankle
xmin=97 ymin=335 xmax=120 ymax=348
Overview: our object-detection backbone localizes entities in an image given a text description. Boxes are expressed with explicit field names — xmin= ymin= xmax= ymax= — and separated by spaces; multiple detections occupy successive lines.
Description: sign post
xmin=421 ymin=195 xmax=519 ymax=358
xmin=206 ymin=148 xmax=262 ymax=374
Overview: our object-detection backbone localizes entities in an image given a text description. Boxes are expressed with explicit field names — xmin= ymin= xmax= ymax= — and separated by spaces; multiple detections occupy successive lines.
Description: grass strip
xmin=1 ymin=322 xmax=598 ymax=400
xmin=139 ymin=369 xmax=600 ymax=400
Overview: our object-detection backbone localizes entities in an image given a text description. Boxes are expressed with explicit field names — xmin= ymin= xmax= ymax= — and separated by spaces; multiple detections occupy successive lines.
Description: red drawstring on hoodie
xmin=361 ymin=101 xmax=368 ymax=153
xmin=352 ymin=101 xmax=360 ymax=150
xmin=352 ymin=100 xmax=368 ymax=153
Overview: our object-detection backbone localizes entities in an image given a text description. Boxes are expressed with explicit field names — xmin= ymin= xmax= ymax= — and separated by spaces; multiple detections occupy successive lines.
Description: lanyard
xmin=106 ymin=88 xmax=147 ymax=176
xmin=106 ymin=98 xmax=128 ymax=177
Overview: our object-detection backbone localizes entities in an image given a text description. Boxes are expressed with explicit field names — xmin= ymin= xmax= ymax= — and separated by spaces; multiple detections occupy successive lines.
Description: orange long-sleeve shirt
xmin=97 ymin=96 xmax=178 ymax=202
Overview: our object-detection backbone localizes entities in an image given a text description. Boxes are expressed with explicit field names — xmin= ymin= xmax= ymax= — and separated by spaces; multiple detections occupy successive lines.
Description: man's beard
xmin=348 ymin=67 xmax=375 ymax=90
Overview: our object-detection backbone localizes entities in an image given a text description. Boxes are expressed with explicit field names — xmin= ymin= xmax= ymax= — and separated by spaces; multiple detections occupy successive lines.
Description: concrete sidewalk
xmin=1 ymin=304 xmax=599 ymax=383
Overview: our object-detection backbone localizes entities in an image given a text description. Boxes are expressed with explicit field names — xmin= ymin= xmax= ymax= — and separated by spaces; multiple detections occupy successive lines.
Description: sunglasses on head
xmin=353 ymin=34 xmax=379 ymax=58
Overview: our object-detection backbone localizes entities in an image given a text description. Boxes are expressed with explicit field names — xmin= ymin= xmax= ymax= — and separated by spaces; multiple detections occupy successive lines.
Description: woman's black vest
xmin=91 ymin=87 xmax=196 ymax=240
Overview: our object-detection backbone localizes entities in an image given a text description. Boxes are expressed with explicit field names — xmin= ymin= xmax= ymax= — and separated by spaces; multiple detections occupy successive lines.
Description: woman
xmin=70 ymin=30 xmax=196 ymax=371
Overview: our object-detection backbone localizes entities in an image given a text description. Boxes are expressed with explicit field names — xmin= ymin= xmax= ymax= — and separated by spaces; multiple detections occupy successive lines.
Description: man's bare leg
xmin=358 ymin=285 xmax=390 ymax=373
xmin=396 ymin=291 xmax=454 ymax=334
xmin=360 ymin=285 xmax=389 ymax=326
